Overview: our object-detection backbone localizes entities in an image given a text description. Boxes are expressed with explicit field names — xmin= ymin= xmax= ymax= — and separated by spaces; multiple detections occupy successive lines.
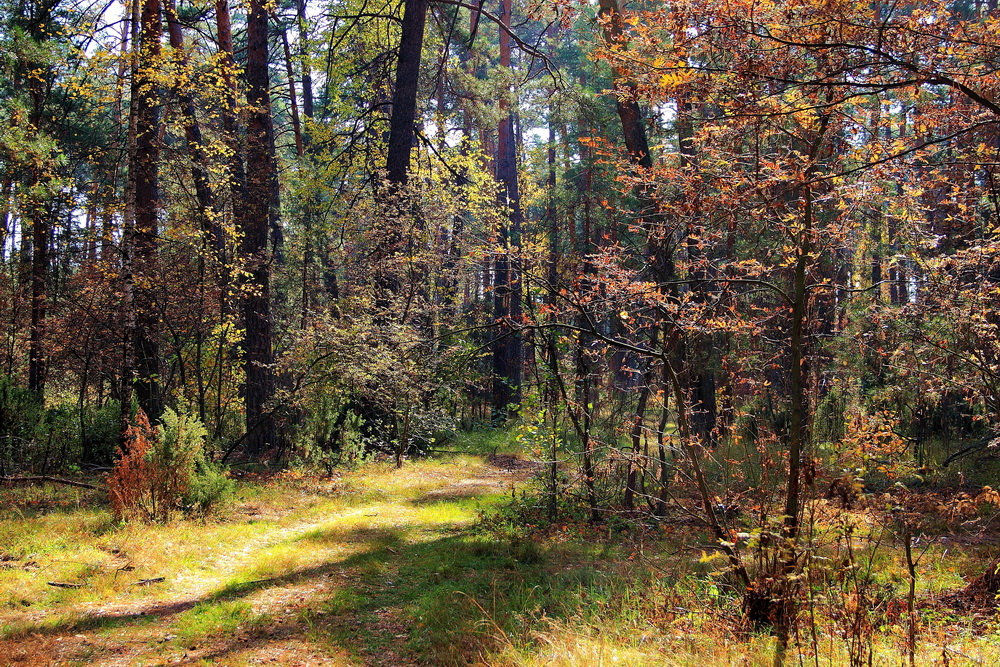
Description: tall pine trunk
xmin=164 ymin=0 xmax=221 ymax=254
xmin=491 ymin=0 xmax=523 ymax=422
xmin=386 ymin=0 xmax=428 ymax=186
xmin=130 ymin=0 xmax=164 ymax=421
xmin=241 ymin=0 xmax=280 ymax=457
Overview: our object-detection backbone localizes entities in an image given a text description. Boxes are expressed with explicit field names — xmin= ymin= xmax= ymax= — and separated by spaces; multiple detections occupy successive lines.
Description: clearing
xmin=1 ymin=453 xmax=538 ymax=666
xmin=5 ymin=448 xmax=1000 ymax=666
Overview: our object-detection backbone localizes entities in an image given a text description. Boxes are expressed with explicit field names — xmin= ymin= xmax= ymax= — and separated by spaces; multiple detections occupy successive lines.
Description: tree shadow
xmin=2 ymin=519 xmax=579 ymax=665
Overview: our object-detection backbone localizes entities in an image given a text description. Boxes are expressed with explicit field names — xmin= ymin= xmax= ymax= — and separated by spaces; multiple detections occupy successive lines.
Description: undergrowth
xmin=2 ymin=435 xmax=1000 ymax=665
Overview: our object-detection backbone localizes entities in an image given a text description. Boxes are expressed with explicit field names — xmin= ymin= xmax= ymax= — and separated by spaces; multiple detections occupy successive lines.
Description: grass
xmin=173 ymin=600 xmax=265 ymax=648
xmin=2 ymin=429 xmax=1000 ymax=665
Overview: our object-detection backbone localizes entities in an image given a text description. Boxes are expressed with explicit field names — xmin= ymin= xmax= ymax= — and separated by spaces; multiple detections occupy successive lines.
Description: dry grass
xmin=0 ymin=452 xmax=531 ymax=664
xmin=3 ymin=444 xmax=1000 ymax=666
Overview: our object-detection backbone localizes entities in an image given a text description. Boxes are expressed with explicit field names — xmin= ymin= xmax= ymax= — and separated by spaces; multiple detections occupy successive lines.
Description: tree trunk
xmin=295 ymin=0 xmax=314 ymax=123
xmin=214 ymin=0 xmax=244 ymax=223
xmin=676 ymin=98 xmax=717 ymax=445
xmin=163 ymin=0 xmax=222 ymax=254
xmin=386 ymin=0 xmax=428 ymax=185
xmin=544 ymin=115 xmax=559 ymax=519
xmin=241 ymin=0 xmax=280 ymax=457
xmin=27 ymin=182 xmax=47 ymax=397
xmin=280 ymin=28 xmax=305 ymax=159
xmin=130 ymin=0 xmax=164 ymax=421
xmin=597 ymin=0 xmax=652 ymax=170
xmin=491 ymin=0 xmax=523 ymax=422
xmin=25 ymin=21 xmax=50 ymax=398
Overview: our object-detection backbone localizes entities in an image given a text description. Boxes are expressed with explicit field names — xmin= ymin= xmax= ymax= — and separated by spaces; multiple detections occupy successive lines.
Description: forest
xmin=3 ymin=0 xmax=1000 ymax=663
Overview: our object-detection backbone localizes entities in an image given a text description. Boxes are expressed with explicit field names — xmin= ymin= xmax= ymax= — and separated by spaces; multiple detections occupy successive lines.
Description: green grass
xmin=3 ymin=432 xmax=1000 ymax=665
xmin=173 ymin=600 xmax=266 ymax=648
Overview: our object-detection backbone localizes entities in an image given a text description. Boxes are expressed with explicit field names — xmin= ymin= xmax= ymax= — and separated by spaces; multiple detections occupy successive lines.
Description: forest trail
xmin=1 ymin=454 xmax=536 ymax=666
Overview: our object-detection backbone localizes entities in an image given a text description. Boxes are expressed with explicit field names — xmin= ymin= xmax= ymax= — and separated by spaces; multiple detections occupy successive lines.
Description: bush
xmin=108 ymin=408 xmax=233 ymax=522
xmin=79 ymin=400 xmax=122 ymax=465
xmin=184 ymin=459 xmax=235 ymax=514
xmin=0 ymin=376 xmax=46 ymax=476
xmin=0 ymin=376 xmax=122 ymax=473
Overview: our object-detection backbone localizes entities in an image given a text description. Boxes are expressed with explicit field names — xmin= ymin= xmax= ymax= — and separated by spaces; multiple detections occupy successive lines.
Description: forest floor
xmin=3 ymin=436 xmax=1000 ymax=665
xmin=0 ymin=447 xmax=544 ymax=666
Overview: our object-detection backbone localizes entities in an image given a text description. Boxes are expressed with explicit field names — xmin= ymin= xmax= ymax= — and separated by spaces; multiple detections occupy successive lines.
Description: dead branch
xmin=1 ymin=476 xmax=106 ymax=492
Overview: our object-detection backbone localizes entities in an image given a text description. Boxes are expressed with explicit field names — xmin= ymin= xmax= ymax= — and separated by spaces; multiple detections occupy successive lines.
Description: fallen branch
xmin=941 ymin=439 xmax=991 ymax=468
xmin=133 ymin=577 xmax=165 ymax=586
xmin=1 ymin=476 xmax=106 ymax=491
xmin=47 ymin=581 xmax=87 ymax=588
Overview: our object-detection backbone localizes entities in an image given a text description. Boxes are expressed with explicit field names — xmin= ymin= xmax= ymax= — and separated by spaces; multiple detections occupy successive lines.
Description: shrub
xmin=79 ymin=400 xmax=122 ymax=465
xmin=183 ymin=459 xmax=235 ymax=514
xmin=0 ymin=376 xmax=46 ymax=475
xmin=108 ymin=408 xmax=233 ymax=522
xmin=0 ymin=376 xmax=122 ymax=472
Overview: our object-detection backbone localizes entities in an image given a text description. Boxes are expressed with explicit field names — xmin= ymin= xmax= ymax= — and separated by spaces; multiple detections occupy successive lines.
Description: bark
xmin=625 ymin=325 xmax=661 ymax=510
xmin=544 ymin=114 xmax=559 ymax=520
xmin=130 ymin=0 xmax=164 ymax=421
xmin=27 ymin=182 xmax=47 ymax=396
xmin=117 ymin=0 xmax=140 ymax=446
xmin=280 ymin=28 xmax=305 ymax=159
xmin=597 ymin=0 xmax=652 ymax=170
xmin=1 ymin=476 xmax=105 ymax=491
xmin=241 ymin=0 xmax=280 ymax=457
xmin=575 ymin=326 xmax=599 ymax=523
xmin=676 ymin=99 xmax=718 ymax=445
xmin=624 ymin=376 xmax=652 ymax=511
xmin=213 ymin=0 xmax=245 ymax=288
xmin=0 ymin=177 xmax=11 ymax=260
xmin=295 ymin=0 xmax=314 ymax=123
xmin=84 ymin=191 xmax=97 ymax=263
xmin=775 ymin=120 xmax=830 ymax=649
xmin=279 ymin=23 xmax=312 ymax=327
xmin=386 ymin=0 xmax=429 ymax=185
xmin=574 ymin=132 xmax=599 ymax=522
xmin=163 ymin=0 xmax=222 ymax=254
xmin=491 ymin=0 xmax=524 ymax=422
xmin=25 ymin=21 xmax=49 ymax=397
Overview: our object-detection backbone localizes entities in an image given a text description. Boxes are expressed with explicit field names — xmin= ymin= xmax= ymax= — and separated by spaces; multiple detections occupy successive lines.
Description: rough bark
xmin=676 ymin=98 xmax=718 ymax=445
xmin=491 ymin=0 xmax=524 ymax=422
xmin=295 ymin=0 xmax=314 ymax=123
xmin=241 ymin=0 xmax=280 ymax=457
xmin=130 ymin=0 xmax=164 ymax=421
xmin=25 ymin=15 xmax=49 ymax=397
xmin=27 ymin=180 xmax=48 ymax=396
xmin=163 ymin=0 xmax=222 ymax=253
xmin=386 ymin=0 xmax=428 ymax=185
xmin=280 ymin=28 xmax=305 ymax=159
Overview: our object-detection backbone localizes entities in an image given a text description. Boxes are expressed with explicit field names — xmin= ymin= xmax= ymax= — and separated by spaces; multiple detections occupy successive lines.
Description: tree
xmin=241 ymin=0 xmax=281 ymax=456
xmin=386 ymin=0 xmax=429 ymax=185
xmin=490 ymin=0 xmax=523 ymax=422
xmin=129 ymin=0 xmax=164 ymax=421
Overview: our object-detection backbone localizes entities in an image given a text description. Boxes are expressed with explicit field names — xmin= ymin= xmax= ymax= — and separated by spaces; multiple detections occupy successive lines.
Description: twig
xmin=47 ymin=581 xmax=87 ymax=588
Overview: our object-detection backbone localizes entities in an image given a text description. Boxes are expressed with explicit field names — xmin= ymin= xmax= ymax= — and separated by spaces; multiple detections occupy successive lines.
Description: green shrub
xmin=79 ymin=400 xmax=122 ymax=465
xmin=0 ymin=376 xmax=122 ymax=472
xmin=183 ymin=458 xmax=235 ymax=514
xmin=0 ymin=376 xmax=46 ymax=475
xmin=108 ymin=408 xmax=233 ymax=522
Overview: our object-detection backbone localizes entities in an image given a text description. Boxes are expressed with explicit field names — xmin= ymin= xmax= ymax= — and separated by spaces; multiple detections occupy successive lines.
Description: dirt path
xmin=1 ymin=455 xmax=535 ymax=666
